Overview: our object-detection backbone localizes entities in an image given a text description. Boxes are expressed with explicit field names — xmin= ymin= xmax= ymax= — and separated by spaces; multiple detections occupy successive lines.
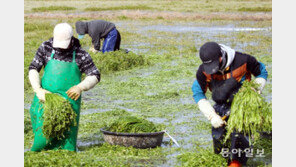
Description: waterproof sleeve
xmin=192 ymin=80 xmax=207 ymax=103
xmin=256 ymin=62 xmax=268 ymax=79
xmin=29 ymin=43 xmax=46 ymax=72
xmin=79 ymin=51 xmax=101 ymax=82
xmin=247 ymin=55 xmax=268 ymax=80
xmin=192 ymin=66 xmax=209 ymax=103
xmin=77 ymin=76 xmax=98 ymax=91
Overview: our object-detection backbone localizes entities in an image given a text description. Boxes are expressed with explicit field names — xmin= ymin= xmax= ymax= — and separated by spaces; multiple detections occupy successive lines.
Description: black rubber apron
xmin=210 ymin=65 xmax=250 ymax=165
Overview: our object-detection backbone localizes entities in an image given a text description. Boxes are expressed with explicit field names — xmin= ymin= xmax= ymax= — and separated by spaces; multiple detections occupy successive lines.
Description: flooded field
xmin=24 ymin=18 xmax=272 ymax=166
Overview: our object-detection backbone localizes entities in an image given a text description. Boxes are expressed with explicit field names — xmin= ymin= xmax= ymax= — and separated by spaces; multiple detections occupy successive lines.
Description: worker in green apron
xmin=28 ymin=23 xmax=100 ymax=151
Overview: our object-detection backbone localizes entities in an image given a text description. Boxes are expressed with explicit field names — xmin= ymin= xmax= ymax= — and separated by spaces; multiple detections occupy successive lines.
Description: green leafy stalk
xmin=224 ymin=80 xmax=272 ymax=144
xmin=107 ymin=116 xmax=159 ymax=133
xmin=42 ymin=93 xmax=77 ymax=140
xmin=92 ymin=50 xmax=150 ymax=73
xmin=177 ymin=147 xmax=228 ymax=167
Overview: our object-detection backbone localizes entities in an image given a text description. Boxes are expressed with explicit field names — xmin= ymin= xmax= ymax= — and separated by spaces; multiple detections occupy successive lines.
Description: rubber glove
xmin=197 ymin=99 xmax=225 ymax=128
xmin=254 ymin=77 xmax=266 ymax=94
xmin=66 ymin=75 xmax=98 ymax=100
xmin=35 ymin=88 xmax=51 ymax=102
xmin=66 ymin=86 xmax=82 ymax=101
xmin=29 ymin=69 xmax=51 ymax=102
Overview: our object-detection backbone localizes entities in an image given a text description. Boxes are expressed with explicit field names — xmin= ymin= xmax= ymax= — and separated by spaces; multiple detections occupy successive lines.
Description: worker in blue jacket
xmin=192 ymin=42 xmax=268 ymax=167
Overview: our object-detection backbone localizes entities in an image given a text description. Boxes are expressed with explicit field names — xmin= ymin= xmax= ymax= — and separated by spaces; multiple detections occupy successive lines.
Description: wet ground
xmin=24 ymin=19 xmax=272 ymax=166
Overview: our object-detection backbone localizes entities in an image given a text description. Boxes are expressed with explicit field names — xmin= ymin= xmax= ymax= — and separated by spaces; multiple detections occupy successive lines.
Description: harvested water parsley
xmin=224 ymin=81 xmax=272 ymax=144
xmin=42 ymin=93 xmax=77 ymax=140
xmin=107 ymin=116 xmax=159 ymax=133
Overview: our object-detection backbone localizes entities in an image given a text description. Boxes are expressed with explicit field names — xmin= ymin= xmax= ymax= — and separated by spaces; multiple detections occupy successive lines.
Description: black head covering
xmin=199 ymin=42 xmax=222 ymax=74
xmin=75 ymin=21 xmax=88 ymax=35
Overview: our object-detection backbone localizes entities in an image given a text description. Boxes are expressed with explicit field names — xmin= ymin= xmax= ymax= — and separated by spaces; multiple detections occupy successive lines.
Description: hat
xmin=53 ymin=23 xmax=73 ymax=49
xmin=199 ymin=42 xmax=222 ymax=74
xmin=75 ymin=21 xmax=87 ymax=35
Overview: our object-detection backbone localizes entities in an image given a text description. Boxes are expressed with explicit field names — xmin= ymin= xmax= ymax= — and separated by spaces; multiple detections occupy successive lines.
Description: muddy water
xmin=77 ymin=134 xmax=104 ymax=151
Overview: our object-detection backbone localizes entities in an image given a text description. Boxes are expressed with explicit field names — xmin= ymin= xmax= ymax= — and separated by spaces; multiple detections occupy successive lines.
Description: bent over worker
xmin=75 ymin=20 xmax=121 ymax=53
xmin=191 ymin=42 xmax=268 ymax=167
xmin=28 ymin=23 xmax=100 ymax=151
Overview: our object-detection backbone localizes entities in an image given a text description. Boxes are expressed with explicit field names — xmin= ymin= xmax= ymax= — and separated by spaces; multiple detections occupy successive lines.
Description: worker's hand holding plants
xmin=253 ymin=77 xmax=266 ymax=94
xmin=66 ymin=85 xmax=82 ymax=101
xmin=210 ymin=114 xmax=226 ymax=128
xmin=35 ymin=88 xmax=51 ymax=102
xmin=250 ymin=87 xmax=261 ymax=94
xmin=28 ymin=69 xmax=51 ymax=102
xmin=197 ymin=99 xmax=226 ymax=128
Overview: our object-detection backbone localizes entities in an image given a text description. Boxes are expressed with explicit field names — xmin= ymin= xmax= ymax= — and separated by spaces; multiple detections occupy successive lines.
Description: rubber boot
xmin=228 ymin=160 xmax=242 ymax=167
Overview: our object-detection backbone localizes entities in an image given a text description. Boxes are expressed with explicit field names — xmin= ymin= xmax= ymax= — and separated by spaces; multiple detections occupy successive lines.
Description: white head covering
xmin=219 ymin=44 xmax=236 ymax=70
xmin=53 ymin=23 xmax=73 ymax=49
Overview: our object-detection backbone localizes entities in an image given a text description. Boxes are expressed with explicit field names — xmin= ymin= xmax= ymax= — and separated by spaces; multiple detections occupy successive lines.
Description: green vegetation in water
xmin=84 ymin=5 xmax=154 ymax=11
xmin=24 ymin=143 xmax=168 ymax=166
xmin=92 ymin=50 xmax=150 ymax=73
xmin=107 ymin=116 xmax=159 ymax=133
xmin=31 ymin=6 xmax=76 ymax=12
xmin=253 ymin=137 xmax=272 ymax=155
xmin=24 ymin=17 xmax=272 ymax=166
xmin=24 ymin=109 xmax=32 ymax=134
xmin=42 ymin=93 xmax=77 ymax=140
xmin=178 ymin=146 xmax=228 ymax=167
xmin=225 ymin=81 xmax=272 ymax=144
xmin=238 ymin=7 xmax=272 ymax=12
xmin=247 ymin=137 xmax=272 ymax=166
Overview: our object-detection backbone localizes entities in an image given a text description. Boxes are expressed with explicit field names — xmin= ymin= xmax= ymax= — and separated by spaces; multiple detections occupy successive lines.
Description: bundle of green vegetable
xmin=106 ymin=116 xmax=159 ymax=133
xmin=92 ymin=50 xmax=150 ymax=73
xmin=42 ymin=93 xmax=77 ymax=140
xmin=224 ymin=81 xmax=272 ymax=143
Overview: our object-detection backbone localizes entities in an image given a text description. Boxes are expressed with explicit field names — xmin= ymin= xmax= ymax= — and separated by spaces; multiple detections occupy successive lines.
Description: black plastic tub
xmin=101 ymin=128 xmax=164 ymax=149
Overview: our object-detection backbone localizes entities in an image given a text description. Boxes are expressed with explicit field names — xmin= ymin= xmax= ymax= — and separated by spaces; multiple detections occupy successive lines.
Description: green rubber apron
xmin=29 ymin=50 xmax=81 ymax=151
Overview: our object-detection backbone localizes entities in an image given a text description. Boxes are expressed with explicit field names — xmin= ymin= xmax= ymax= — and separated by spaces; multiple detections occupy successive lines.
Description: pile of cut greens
xmin=42 ymin=93 xmax=77 ymax=140
xmin=106 ymin=116 xmax=159 ymax=133
xmin=225 ymin=81 xmax=272 ymax=144
xmin=93 ymin=50 xmax=150 ymax=73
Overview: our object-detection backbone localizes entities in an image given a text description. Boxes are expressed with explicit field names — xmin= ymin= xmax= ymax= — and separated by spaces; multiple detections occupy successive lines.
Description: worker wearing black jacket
xmin=75 ymin=20 xmax=121 ymax=53
xmin=192 ymin=42 xmax=268 ymax=167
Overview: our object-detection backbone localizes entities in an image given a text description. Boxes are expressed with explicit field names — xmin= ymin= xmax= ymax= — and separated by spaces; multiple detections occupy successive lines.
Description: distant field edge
xmin=24 ymin=11 xmax=272 ymax=21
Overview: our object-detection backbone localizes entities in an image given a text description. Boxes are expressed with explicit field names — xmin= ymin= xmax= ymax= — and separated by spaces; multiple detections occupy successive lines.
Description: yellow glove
xmin=66 ymin=76 xmax=99 ymax=100
xmin=66 ymin=86 xmax=82 ymax=101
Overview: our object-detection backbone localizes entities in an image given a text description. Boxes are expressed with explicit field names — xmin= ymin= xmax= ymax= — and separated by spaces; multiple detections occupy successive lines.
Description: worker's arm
xmin=29 ymin=42 xmax=46 ymax=72
xmin=247 ymin=55 xmax=268 ymax=93
xmin=28 ymin=42 xmax=51 ymax=101
xmin=66 ymin=50 xmax=100 ymax=100
xmin=28 ymin=69 xmax=51 ymax=101
xmin=253 ymin=62 xmax=268 ymax=93
xmin=192 ymin=67 xmax=225 ymax=128
xmin=66 ymin=75 xmax=99 ymax=100
xmin=92 ymin=34 xmax=101 ymax=51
